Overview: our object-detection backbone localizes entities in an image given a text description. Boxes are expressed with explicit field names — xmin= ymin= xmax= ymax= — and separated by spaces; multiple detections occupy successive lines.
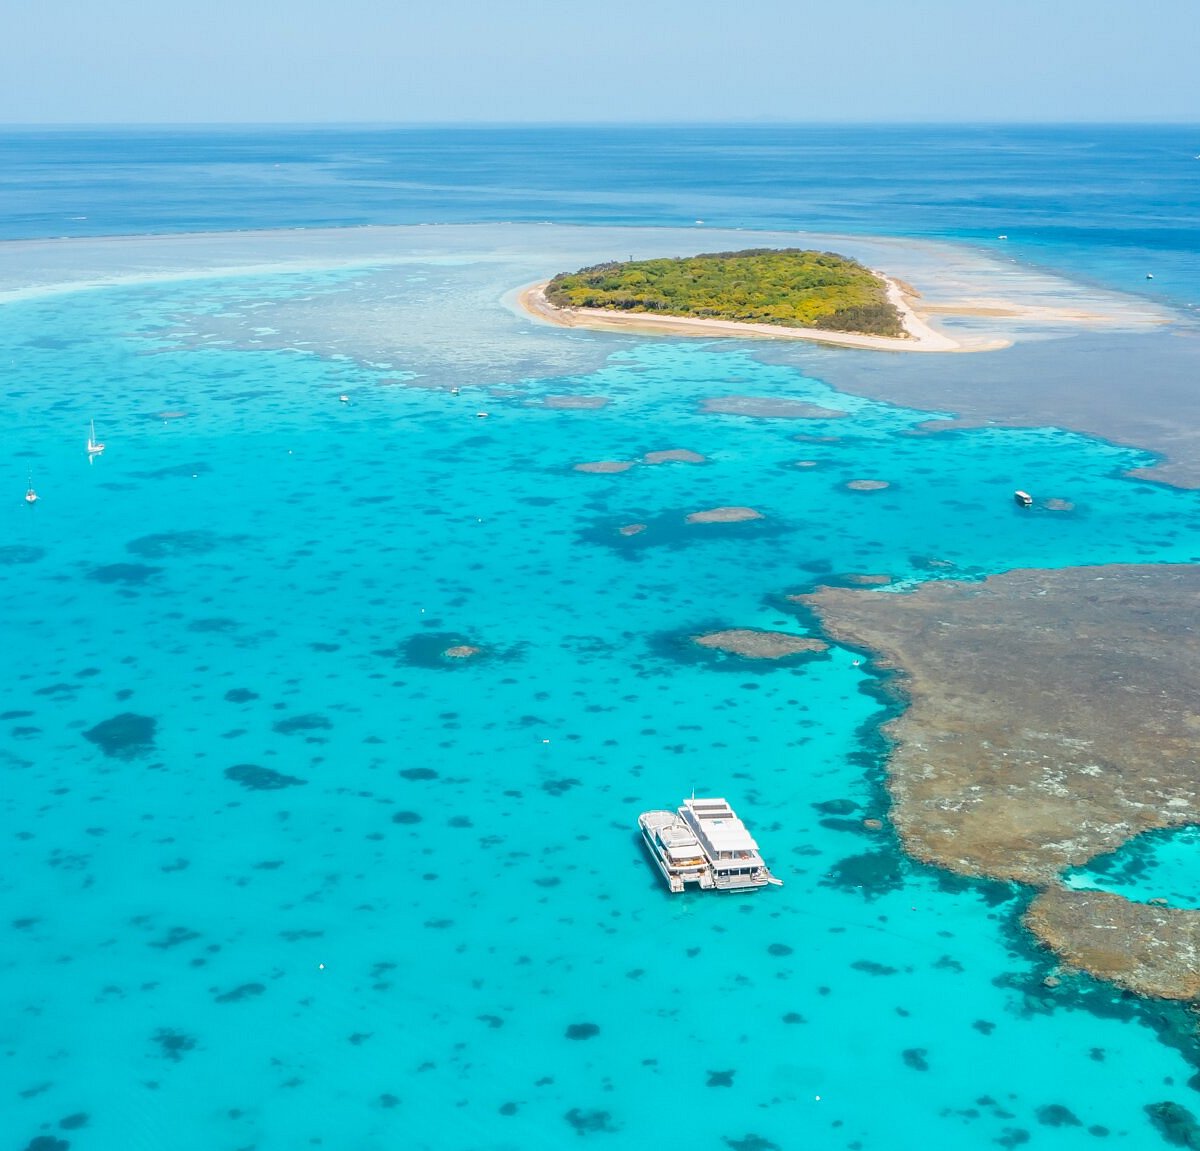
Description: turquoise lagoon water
xmin=1065 ymin=827 xmax=1200 ymax=911
xmin=4 ymin=235 xmax=1200 ymax=1151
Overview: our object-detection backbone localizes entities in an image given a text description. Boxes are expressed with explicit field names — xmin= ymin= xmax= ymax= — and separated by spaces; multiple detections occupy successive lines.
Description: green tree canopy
xmin=544 ymin=249 xmax=903 ymax=337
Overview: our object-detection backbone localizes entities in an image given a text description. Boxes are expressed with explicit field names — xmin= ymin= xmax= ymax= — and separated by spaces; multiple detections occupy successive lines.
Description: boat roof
xmin=681 ymin=797 xmax=760 ymax=853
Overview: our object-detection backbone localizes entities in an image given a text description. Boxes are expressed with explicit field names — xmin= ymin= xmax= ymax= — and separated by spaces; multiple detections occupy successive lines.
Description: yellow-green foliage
xmin=544 ymin=248 xmax=902 ymax=337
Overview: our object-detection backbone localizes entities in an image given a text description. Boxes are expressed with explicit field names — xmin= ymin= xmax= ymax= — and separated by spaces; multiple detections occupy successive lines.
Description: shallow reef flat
xmin=802 ymin=564 xmax=1200 ymax=999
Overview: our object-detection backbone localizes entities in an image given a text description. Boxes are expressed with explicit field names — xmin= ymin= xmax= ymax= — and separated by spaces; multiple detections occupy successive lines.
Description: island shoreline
xmin=515 ymin=276 xmax=983 ymax=353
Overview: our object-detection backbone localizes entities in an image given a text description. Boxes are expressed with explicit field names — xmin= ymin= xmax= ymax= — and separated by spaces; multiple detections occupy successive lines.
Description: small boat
xmin=24 ymin=477 xmax=37 ymax=504
xmin=87 ymin=419 xmax=104 ymax=455
xmin=1014 ymin=490 xmax=1033 ymax=508
xmin=639 ymin=797 xmax=781 ymax=893
xmin=338 ymin=394 xmax=350 ymax=403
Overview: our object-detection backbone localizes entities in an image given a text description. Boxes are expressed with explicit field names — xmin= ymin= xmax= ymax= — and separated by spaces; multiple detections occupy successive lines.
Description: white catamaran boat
xmin=639 ymin=797 xmax=782 ymax=893
xmin=638 ymin=809 xmax=715 ymax=893
xmin=87 ymin=420 xmax=105 ymax=455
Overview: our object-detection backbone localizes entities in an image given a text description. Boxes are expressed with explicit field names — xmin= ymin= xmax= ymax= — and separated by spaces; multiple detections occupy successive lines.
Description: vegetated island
xmin=519 ymin=249 xmax=963 ymax=352
xmin=546 ymin=249 xmax=902 ymax=335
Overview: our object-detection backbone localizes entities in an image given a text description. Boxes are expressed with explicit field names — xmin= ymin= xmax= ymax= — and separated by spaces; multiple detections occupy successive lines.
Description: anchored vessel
xmin=639 ymin=797 xmax=781 ymax=893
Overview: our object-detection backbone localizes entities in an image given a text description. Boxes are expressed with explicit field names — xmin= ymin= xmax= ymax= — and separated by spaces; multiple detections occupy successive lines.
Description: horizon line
xmin=1 ymin=118 xmax=1198 ymax=131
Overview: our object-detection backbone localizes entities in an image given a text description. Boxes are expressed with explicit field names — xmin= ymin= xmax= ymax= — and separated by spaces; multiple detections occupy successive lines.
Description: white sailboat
xmin=87 ymin=419 xmax=105 ymax=455
xmin=25 ymin=476 xmax=37 ymax=504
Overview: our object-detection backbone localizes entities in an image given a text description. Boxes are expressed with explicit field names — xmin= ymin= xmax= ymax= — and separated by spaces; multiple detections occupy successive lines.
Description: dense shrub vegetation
xmin=544 ymin=249 xmax=903 ymax=337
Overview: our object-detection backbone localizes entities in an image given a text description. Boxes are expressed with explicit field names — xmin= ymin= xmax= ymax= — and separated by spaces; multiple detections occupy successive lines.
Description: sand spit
xmin=693 ymin=629 xmax=828 ymax=660
xmin=801 ymin=564 xmax=1200 ymax=999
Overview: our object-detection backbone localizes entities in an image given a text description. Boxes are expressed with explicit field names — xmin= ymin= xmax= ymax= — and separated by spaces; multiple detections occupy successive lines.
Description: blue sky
xmin=3 ymin=0 xmax=1198 ymax=123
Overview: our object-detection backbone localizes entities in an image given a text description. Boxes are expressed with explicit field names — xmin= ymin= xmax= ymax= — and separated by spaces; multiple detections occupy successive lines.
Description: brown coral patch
xmin=443 ymin=645 xmax=482 ymax=660
xmin=1025 ymin=885 xmax=1200 ymax=1001
xmin=692 ymin=629 xmax=828 ymax=659
xmin=1044 ymin=498 xmax=1076 ymax=511
xmin=802 ymin=565 xmax=1200 ymax=890
xmin=643 ymin=449 xmax=706 ymax=464
xmin=846 ymin=479 xmax=890 ymax=491
xmin=685 ymin=506 xmax=764 ymax=524
xmin=574 ymin=461 xmax=634 ymax=474
xmin=618 ymin=523 xmax=647 ymax=537
xmin=702 ymin=396 xmax=846 ymax=419
xmin=543 ymin=395 xmax=610 ymax=409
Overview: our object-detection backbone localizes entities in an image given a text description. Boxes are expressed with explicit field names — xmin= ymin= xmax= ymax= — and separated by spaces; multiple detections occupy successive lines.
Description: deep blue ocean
xmin=3 ymin=125 xmax=1200 ymax=1151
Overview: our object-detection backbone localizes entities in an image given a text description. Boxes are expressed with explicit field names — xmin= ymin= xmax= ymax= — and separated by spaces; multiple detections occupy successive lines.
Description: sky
xmin=2 ymin=0 xmax=1199 ymax=124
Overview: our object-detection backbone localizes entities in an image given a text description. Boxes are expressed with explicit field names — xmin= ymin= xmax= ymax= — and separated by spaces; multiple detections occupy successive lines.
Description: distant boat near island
xmin=1014 ymin=489 xmax=1033 ymax=507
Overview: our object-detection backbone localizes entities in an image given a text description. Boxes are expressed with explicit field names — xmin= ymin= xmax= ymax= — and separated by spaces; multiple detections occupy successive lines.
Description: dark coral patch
xmin=58 ymin=1114 xmax=88 ymax=1130
xmin=273 ymin=713 xmax=332 ymax=735
xmin=813 ymin=798 xmax=858 ymax=815
xmin=707 ymin=1069 xmax=735 ymax=1087
xmin=995 ymin=1130 xmax=1030 ymax=1148
xmin=565 ymin=1109 xmax=616 ymax=1134
xmin=24 ymin=1138 xmax=70 ymax=1151
xmin=224 ymin=764 xmax=306 ymax=791
xmin=189 ymin=617 xmax=240 ymax=633
xmin=902 ymin=1048 xmax=929 ymax=1071
xmin=153 ymin=1028 xmax=196 ymax=1062
xmin=724 ymin=1137 xmax=781 ymax=1151
xmin=542 ymin=778 xmax=581 ymax=796
xmin=225 ymin=688 xmax=259 ymax=703
xmin=0 ymin=545 xmax=45 ymax=565
xmin=127 ymin=530 xmax=230 ymax=558
xmin=392 ymin=811 xmax=423 ymax=824
xmin=214 ymin=983 xmax=265 ymax=1004
xmin=1145 ymin=1102 xmax=1200 ymax=1147
xmin=150 ymin=926 xmax=200 ymax=950
xmin=379 ymin=632 xmax=498 ymax=669
xmin=1036 ymin=1105 xmax=1081 ymax=1127
xmin=83 ymin=712 xmax=156 ymax=759
xmin=822 ymin=849 xmax=905 ymax=898
xmin=767 ymin=943 xmax=793 ymax=957
xmin=851 ymin=959 xmax=899 ymax=976
xmin=87 ymin=562 xmax=162 ymax=585
xmin=565 ymin=1022 xmax=600 ymax=1040
xmin=399 ymin=768 xmax=438 ymax=781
